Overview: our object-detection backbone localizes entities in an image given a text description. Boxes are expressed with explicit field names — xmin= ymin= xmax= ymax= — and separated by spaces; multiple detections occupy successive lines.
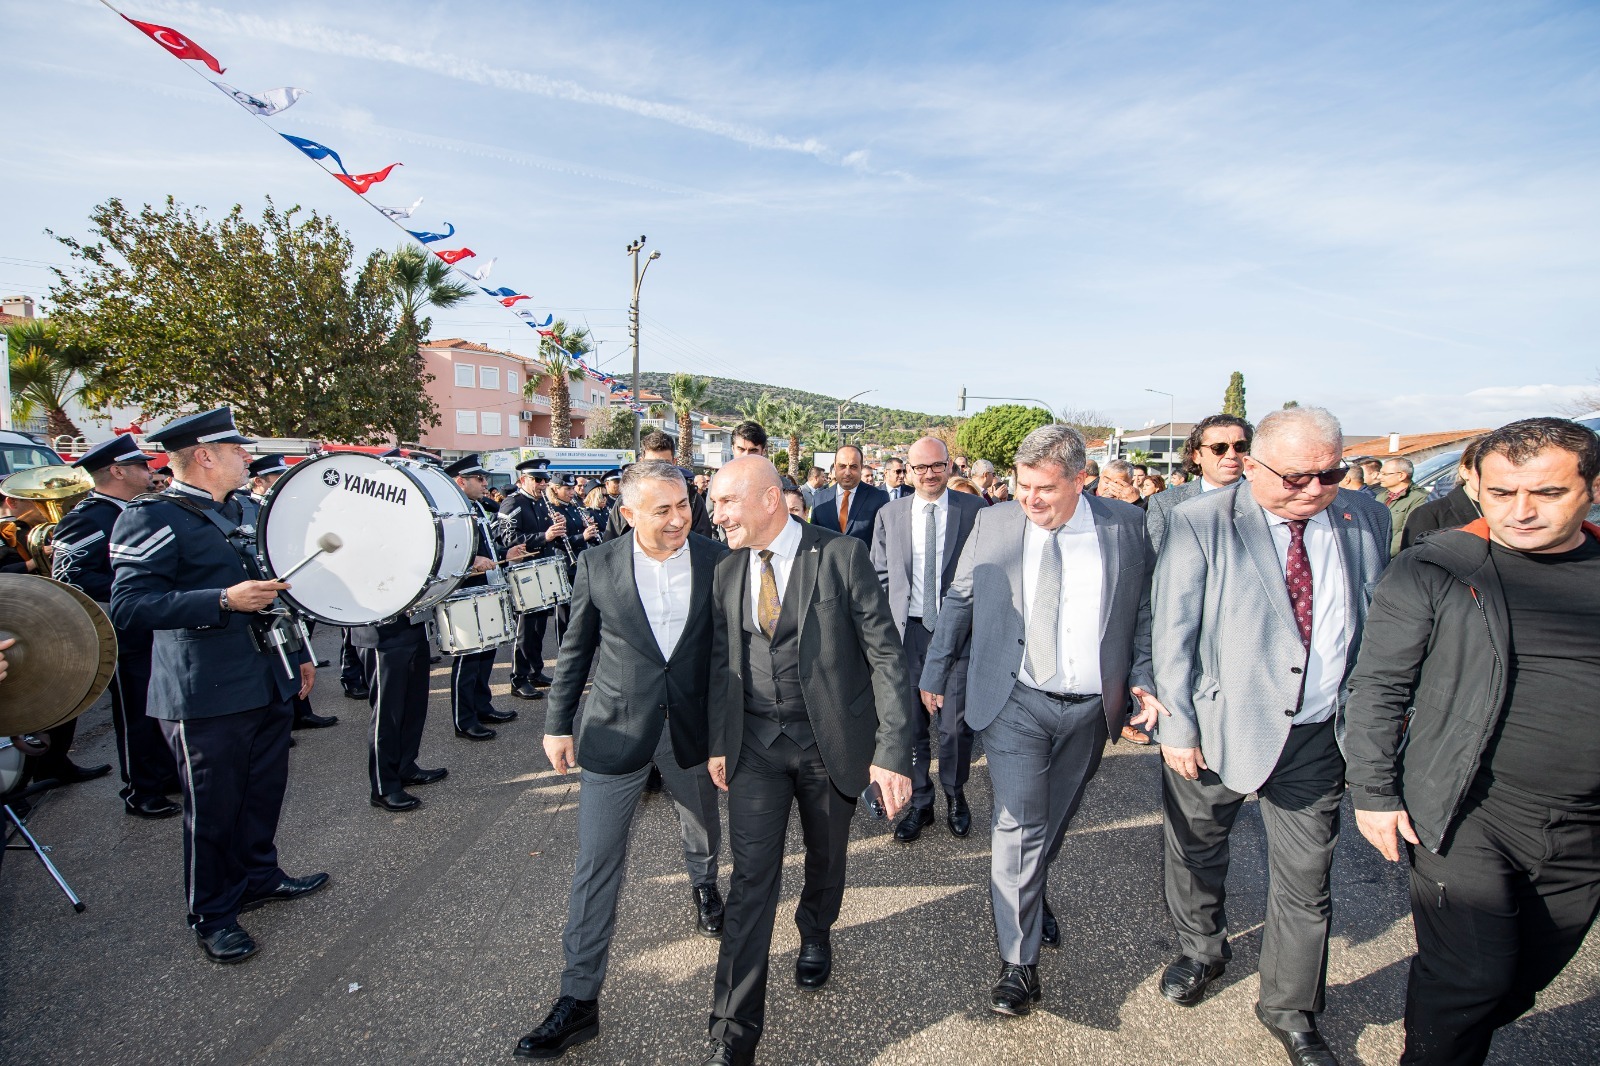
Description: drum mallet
xmin=277 ymin=532 xmax=344 ymax=581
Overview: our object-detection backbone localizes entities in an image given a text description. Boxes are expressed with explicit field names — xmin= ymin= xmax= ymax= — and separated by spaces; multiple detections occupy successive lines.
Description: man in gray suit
xmin=513 ymin=462 xmax=727 ymax=1061
xmin=1151 ymin=406 xmax=1389 ymax=1066
xmin=1145 ymin=413 xmax=1254 ymax=556
xmin=871 ymin=435 xmax=986 ymax=841
xmin=701 ymin=457 xmax=915 ymax=1066
xmin=920 ymin=424 xmax=1163 ymax=1016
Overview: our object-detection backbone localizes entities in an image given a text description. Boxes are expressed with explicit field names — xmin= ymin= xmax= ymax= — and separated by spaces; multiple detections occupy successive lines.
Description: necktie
xmin=1284 ymin=520 xmax=1313 ymax=647
xmin=757 ymin=548 xmax=782 ymax=638
xmin=838 ymin=488 xmax=851 ymax=532
xmin=921 ymin=503 xmax=940 ymax=632
xmin=1026 ymin=526 xmax=1062 ymax=686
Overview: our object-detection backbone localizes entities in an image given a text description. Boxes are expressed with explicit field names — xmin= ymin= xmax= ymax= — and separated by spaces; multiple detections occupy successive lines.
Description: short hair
xmin=835 ymin=444 xmax=863 ymax=465
xmin=640 ymin=430 xmax=675 ymax=454
xmin=1356 ymin=457 xmax=1383 ymax=474
xmin=808 ymin=467 xmax=824 ymax=480
xmin=1013 ymin=424 xmax=1088 ymax=478
xmin=969 ymin=459 xmax=996 ymax=477
xmin=1103 ymin=459 xmax=1135 ymax=480
xmin=621 ymin=459 xmax=687 ymax=508
xmin=1181 ymin=414 xmax=1254 ymax=476
xmin=732 ymin=421 xmax=768 ymax=449
xmin=1131 ymin=464 xmax=1149 ymax=476
xmin=165 ymin=444 xmax=201 ymax=476
xmin=1084 ymin=459 xmax=1100 ymax=477
xmin=782 ymin=486 xmax=806 ymax=506
xmin=1382 ymin=457 xmax=1415 ymax=477
xmin=1474 ymin=417 xmax=1600 ymax=484
xmin=885 ymin=457 xmax=905 ymax=470
xmin=1253 ymin=406 xmax=1342 ymax=458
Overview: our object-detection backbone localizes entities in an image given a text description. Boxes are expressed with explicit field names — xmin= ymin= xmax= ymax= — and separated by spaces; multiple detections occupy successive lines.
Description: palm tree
xmin=527 ymin=320 xmax=591 ymax=447
xmin=382 ymin=245 xmax=474 ymax=341
xmin=737 ymin=391 xmax=781 ymax=428
xmin=3 ymin=320 xmax=109 ymax=439
xmin=772 ymin=402 xmax=822 ymax=481
xmin=669 ymin=373 xmax=711 ymax=467
xmin=804 ymin=427 xmax=840 ymax=456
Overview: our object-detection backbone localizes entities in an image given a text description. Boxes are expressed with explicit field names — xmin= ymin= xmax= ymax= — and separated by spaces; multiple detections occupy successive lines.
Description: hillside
xmin=636 ymin=372 xmax=958 ymax=433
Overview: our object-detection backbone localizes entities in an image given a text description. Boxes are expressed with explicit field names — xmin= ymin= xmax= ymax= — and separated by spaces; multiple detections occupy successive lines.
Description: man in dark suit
xmin=883 ymin=457 xmax=912 ymax=500
xmin=514 ymin=461 xmax=727 ymax=1060
xmin=808 ymin=444 xmax=887 ymax=544
xmin=870 ymin=436 xmax=985 ymax=841
xmin=699 ymin=457 xmax=915 ymax=1066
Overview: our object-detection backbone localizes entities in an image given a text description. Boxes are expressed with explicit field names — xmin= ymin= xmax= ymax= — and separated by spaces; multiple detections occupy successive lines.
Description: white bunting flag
xmin=377 ymin=197 xmax=425 ymax=221
xmin=215 ymin=82 xmax=306 ymax=117
xmin=462 ymin=258 xmax=497 ymax=282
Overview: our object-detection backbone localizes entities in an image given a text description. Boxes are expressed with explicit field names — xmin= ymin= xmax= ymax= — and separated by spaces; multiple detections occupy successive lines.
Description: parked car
xmin=1419 ymin=413 xmax=1600 ymax=523
xmin=0 ymin=430 xmax=67 ymax=477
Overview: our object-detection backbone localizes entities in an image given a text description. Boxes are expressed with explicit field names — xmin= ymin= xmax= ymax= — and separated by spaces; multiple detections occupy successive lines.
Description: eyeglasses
xmin=1251 ymin=458 xmax=1348 ymax=490
xmin=1203 ymin=441 xmax=1250 ymax=457
xmin=909 ymin=462 xmax=948 ymax=474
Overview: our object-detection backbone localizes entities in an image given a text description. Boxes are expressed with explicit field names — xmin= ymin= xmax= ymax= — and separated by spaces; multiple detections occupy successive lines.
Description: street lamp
xmin=1144 ymin=388 xmax=1174 ymax=473
xmin=838 ymin=389 xmax=874 ymax=449
xmin=626 ymin=235 xmax=662 ymax=453
xmin=957 ymin=388 xmax=1059 ymax=422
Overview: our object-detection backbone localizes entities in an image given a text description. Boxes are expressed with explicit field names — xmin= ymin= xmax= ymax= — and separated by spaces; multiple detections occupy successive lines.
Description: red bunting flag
xmin=123 ymin=17 xmax=226 ymax=74
xmin=435 ymin=248 xmax=476 ymax=264
xmin=499 ymin=294 xmax=531 ymax=307
xmin=334 ymin=163 xmax=401 ymax=194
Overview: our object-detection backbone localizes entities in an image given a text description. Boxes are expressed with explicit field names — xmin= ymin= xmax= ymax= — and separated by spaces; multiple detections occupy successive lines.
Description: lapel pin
xmin=1343 ymin=512 xmax=1352 ymax=521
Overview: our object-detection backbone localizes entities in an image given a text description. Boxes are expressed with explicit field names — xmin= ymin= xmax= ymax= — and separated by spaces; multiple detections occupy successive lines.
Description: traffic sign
xmin=822 ymin=418 xmax=865 ymax=433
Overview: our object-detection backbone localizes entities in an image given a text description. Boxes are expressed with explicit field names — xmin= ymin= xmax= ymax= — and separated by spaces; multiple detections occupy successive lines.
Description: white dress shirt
xmin=1263 ymin=507 xmax=1348 ymax=725
xmin=747 ymin=516 xmax=803 ymax=620
xmin=1200 ymin=476 xmax=1227 ymax=492
xmin=632 ymin=533 xmax=694 ymax=660
xmin=1018 ymin=499 xmax=1104 ymax=694
xmin=908 ymin=490 xmax=950 ymax=618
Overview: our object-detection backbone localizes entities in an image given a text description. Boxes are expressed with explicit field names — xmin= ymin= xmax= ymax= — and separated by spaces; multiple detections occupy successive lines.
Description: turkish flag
xmin=334 ymin=163 xmax=401 ymax=194
xmin=499 ymin=294 xmax=531 ymax=307
xmin=124 ymin=17 xmax=226 ymax=75
xmin=435 ymin=247 xmax=476 ymax=264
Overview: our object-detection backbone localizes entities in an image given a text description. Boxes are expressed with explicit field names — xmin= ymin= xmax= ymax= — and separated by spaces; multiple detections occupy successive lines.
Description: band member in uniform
xmin=109 ymin=407 xmax=328 ymax=965
xmin=50 ymin=433 xmax=175 ymax=813
xmin=352 ymin=607 xmax=449 ymax=812
xmin=447 ymin=454 xmax=514 ymax=740
xmin=498 ymin=459 xmax=559 ymax=698
xmin=547 ymin=473 xmax=601 ymax=648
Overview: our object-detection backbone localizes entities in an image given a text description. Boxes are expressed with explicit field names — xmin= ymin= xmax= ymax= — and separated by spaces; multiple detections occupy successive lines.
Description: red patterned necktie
xmin=1285 ymin=520 xmax=1313 ymax=647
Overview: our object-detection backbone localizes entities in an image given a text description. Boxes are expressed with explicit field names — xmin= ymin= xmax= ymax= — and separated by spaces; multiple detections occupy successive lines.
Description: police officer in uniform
xmin=447 ymin=454 xmax=516 ymax=740
xmin=109 ymin=407 xmax=328 ymax=964
xmin=49 ymin=434 xmax=169 ymax=810
xmin=498 ymin=458 xmax=560 ymax=699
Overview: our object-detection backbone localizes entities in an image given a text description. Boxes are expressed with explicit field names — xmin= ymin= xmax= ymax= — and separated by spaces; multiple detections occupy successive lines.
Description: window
xmin=455 ymin=410 xmax=477 ymax=435
xmin=508 ymin=370 xmax=520 ymax=394
xmin=479 ymin=366 xmax=499 ymax=390
xmin=454 ymin=363 xmax=475 ymax=388
xmin=480 ymin=411 xmax=502 ymax=436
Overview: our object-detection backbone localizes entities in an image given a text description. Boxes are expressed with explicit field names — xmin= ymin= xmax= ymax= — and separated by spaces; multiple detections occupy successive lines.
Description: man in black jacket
xmin=1345 ymin=417 xmax=1600 ymax=1066
xmin=514 ymin=461 xmax=725 ymax=1060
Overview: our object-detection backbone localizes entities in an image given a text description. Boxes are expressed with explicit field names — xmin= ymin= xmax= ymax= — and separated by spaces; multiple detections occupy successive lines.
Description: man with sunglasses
xmin=1150 ymin=407 xmax=1390 ymax=1066
xmin=1145 ymin=414 xmax=1253 ymax=556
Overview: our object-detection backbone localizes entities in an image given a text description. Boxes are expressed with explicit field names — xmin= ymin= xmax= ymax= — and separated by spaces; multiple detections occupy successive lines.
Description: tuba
xmin=0 ymin=465 xmax=95 ymax=563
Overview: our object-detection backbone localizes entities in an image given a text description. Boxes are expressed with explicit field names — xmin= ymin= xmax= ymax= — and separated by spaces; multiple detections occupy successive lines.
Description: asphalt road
xmin=2 ymin=628 xmax=1595 ymax=1065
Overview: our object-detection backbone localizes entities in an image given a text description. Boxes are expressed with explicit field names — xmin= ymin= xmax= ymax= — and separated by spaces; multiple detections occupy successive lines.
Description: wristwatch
xmin=219 ymin=588 xmax=232 ymax=611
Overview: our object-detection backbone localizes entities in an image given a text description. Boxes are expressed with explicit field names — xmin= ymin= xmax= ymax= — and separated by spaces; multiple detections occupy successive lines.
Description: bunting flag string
xmin=103 ymin=0 xmax=649 ymax=414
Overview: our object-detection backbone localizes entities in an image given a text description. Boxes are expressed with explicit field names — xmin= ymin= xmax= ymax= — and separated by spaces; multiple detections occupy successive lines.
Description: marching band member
xmin=498 ymin=459 xmax=558 ymax=699
xmin=447 ymin=454 xmax=516 ymax=740
xmin=546 ymin=472 xmax=601 ymax=652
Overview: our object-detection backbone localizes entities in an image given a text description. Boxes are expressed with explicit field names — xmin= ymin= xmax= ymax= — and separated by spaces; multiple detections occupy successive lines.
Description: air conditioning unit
xmin=519 ymin=411 xmax=533 ymax=422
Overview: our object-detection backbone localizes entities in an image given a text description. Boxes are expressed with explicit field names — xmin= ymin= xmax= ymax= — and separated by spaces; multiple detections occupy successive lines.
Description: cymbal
xmin=0 ymin=574 xmax=119 ymax=735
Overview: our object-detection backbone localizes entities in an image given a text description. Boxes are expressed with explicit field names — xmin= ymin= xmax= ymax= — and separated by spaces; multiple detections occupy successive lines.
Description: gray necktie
xmin=921 ymin=502 xmax=939 ymax=632
xmin=1026 ymin=526 xmax=1062 ymax=686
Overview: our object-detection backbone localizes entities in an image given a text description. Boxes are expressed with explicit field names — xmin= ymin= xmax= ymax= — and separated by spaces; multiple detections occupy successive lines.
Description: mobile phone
xmin=863 ymin=781 xmax=887 ymax=819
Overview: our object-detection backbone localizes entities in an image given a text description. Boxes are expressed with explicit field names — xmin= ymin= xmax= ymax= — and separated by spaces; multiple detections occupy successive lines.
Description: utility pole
xmin=626 ymin=235 xmax=661 ymax=454
xmin=1145 ymin=387 xmax=1174 ymax=474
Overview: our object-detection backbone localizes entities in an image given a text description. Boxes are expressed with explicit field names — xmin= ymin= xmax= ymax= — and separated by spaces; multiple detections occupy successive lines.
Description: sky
xmin=6 ymin=0 xmax=1599 ymax=434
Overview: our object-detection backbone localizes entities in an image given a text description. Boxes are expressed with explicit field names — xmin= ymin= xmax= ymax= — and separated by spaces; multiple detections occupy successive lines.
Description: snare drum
xmin=434 ymin=586 xmax=516 ymax=654
xmin=505 ymin=556 xmax=573 ymax=614
xmin=257 ymin=452 xmax=477 ymax=626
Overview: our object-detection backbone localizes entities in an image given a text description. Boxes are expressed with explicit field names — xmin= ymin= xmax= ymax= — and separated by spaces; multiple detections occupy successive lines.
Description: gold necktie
xmin=757 ymin=549 xmax=782 ymax=638
xmin=837 ymin=488 xmax=851 ymax=532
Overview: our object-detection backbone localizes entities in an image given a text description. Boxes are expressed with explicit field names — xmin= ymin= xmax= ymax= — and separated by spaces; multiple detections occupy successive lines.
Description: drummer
xmin=498 ymin=458 xmax=562 ymax=701
xmin=545 ymin=472 xmax=600 ymax=652
xmin=448 ymin=454 xmax=520 ymax=741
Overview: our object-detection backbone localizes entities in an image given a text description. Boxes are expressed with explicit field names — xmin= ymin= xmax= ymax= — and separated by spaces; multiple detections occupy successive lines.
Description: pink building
xmin=417 ymin=339 xmax=612 ymax=455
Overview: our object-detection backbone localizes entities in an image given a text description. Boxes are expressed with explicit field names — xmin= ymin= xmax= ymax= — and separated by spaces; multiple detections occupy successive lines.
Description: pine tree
xmin=1222 ymin=372 xmax=1247 ymax=419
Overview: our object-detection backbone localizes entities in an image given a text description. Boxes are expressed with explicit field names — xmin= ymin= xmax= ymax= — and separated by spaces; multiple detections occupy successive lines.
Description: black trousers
xmin=1401 ymin=789 xmax=1600 ymax=1066
xmin=511 ymin=609 xmax=549 ymax=685
xmin=339 ymin=628 xmax=365 ymax=690
xmin=449 ymin=648 xmax=497 ymax=730
xmin=710 ymin=733 xmax=855 ymax=1054
xmin=291 ymin=621 xmax=323 ymax=723
xmin=109 ymin=644 xmax=180 ymax=802
xmin=364 ymin=641 xmax=431 ymax=798
xmin=901 ymin=621 xmax=974 ymax=811
xmin=160 ymin=697 xmax=293 ymax=935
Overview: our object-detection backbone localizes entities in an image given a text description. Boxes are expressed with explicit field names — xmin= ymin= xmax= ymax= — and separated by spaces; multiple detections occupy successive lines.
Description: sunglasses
xmin=1203 ymin=441 xmax=1250 ymax=457
xmin=1252 ymin=458 xmax=1348 ymax=491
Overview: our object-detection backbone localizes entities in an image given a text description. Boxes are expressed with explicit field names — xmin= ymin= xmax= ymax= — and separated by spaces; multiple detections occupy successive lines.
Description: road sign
xmin=821 ymin=418 xmax=865 ymax=433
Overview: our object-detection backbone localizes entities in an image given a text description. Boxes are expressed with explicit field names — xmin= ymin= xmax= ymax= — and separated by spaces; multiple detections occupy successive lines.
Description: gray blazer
xmin=1144 ymin=478 xmax=1204 ymax=556
xmin=708 ymin=519 xmax=916 ymax=795
xmin=1151 ymin=484 xmax=1390 ymax=794
xmin=919 ymin=497 xmax=1155 ymax=738
xmin=869 ymin=489 xmax=986 ymax=637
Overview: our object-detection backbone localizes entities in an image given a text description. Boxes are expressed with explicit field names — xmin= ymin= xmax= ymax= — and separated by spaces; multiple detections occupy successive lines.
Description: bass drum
xmin=258 ymin=453 xmax=476 ymax=626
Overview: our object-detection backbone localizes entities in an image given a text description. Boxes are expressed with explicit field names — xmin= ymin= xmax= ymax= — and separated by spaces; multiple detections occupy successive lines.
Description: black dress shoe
xmin=946 ymin=791 xmax=971 ymax=837
xmin=1041 ymin=898 xmax=1060 ymax=948
xmin=893 ymin=805 xmax=934 ymax=843
xmin=241 ymin=871 xmax=331 ymax=911
xmin=698 ymin=1041 xmax=753 ymax=1066
xmin=511 ymin=682 xmax=546 ymax=700
xmin=1160 ymin=954 xmax=1226 ymax=1006
xmin=513 ymin=995 xmax=599 ymax=1059
xmin=403 ymin=767 xmax=448 ymax=786
xmin=990 ymin=963 xmax=1041 ymax=1016
xmin=315 ymin=657 xmax=332 ymax=668
xmin=197 ymin=923 xmax=258 ymax=964
xmin=47 ymin=760 xmax=113 ymax=785
xmin=795 ymin=937 xmax=832 ymax=990
xmin=370 ymin=791 xmax=422 ymax=812
xmin=1255 ymin=1002 xmax=1340 ymax=1066
xmin=481 ymin=707 xmax=519 ymax=723
xmin=694 ymin=883 xmax=724 ymax=938
xmin=125 ymin=795 xmax=182 ymax=819
xmin=291 ymin=711 xmax=339 ymax=730
xmin=430 ymin=654 xmax=443 ymax=664
xmin=530 ymin=672 xmax=553 ymax=688
xmin=455 ymin=724 xmax=497 ymax=741
xmin=342 ymin=684 xmax=370 ymax=701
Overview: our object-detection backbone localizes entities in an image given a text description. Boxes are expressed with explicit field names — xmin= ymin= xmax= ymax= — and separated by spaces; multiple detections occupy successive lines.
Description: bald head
xmin=907 ymin=435 xmax=952 ymax=499
xmin=709 ymin=456 xmax=789 ymax=550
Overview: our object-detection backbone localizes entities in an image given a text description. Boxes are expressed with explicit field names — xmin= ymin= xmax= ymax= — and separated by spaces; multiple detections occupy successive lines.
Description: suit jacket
xmin=883 ymin=485 xmax=913 ymax=502
xmin=1143 ymin=478 xmax=1204 ymax=557
xmin=547 ymin=531 xmax=727 ymax=774
xmin=1151 ymin=484 xmax=1391 ymax=794
xmin=919 ymin=496 xmax=1154 ymax=739
xmin=709 ymin=519 xmax=915 ymax=795
xmin=869 ymin=490 xmax=986 ymax=637
xmin=810 ymin=482 xmax=888 ymax=544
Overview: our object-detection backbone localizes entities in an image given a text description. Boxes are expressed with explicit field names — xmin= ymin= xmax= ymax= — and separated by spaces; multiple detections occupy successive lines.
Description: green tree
xmin=583 ymin=404 xmax=637 ymax=451
xmin=382 ymin=244 xmax=473 ymax=341
xmin=771 ymin=402 xmax=822 ymax=481
xmin=737 ymin=391 xmax=781 ymax=428
xmin=1 ymin=319 xmax=112 ymax=439
xmin=528 ymin=320 xmax=591 ymax=447
xmin=47 ymin=196 xmax=436 ymax=443
xmin=1282 ymin=400 xmax=1300 ymax=409
xmin=955 ymin=404 xmax=1052 ymax=471
xmin=669 ymin=372 xmax=711 ymax=466
xmin=1223 ymin=371 xmax=1247 ymax=419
